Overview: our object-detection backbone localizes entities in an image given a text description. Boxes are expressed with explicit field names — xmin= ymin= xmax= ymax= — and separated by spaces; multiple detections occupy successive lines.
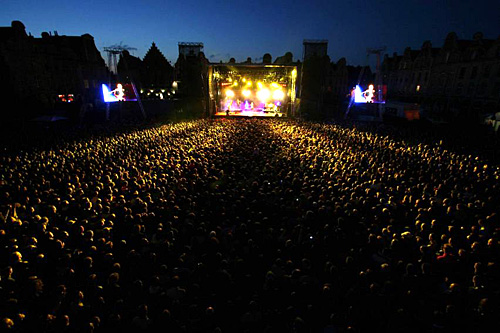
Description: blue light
xmin=354 ymin=85 xmax=365 ymax=103
xmin=102 ymin=84 xmax=119 ymax=102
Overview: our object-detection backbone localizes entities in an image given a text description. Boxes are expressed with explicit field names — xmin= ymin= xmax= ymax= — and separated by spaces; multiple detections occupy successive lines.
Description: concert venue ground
xmin=1 ymin=118 xmax=499 ymax=332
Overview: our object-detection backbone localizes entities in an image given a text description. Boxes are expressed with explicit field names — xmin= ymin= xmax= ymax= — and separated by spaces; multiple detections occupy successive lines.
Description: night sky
xmin=2 ymin=0 xmax=500 ymax=67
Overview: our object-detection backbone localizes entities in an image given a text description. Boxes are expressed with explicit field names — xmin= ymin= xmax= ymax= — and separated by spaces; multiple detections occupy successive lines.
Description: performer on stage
xmin=111 ymin=84 xmax=125 ymax=101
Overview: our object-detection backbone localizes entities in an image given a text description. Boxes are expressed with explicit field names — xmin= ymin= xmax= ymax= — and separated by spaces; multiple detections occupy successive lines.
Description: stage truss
xmin=208 ymin=64 xmax=297 ymax=117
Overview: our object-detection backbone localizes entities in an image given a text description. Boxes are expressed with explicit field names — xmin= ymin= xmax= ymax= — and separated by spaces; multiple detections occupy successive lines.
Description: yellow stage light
xmin=233 ymin=81 xmax=238 ymax=86
xmin=242 ymin=89 xmax=251 ymax=98
xmin=257 ymin=88 xmax=270 ymax=102
xmin=225 ymin=89 xmax=235 ymax=98
xmin=257 ymin=82 xmax=263 ymax=89
xmin=273 ymin=89 xmax=285 ymax=100
xmin=246 ymin=81 xmax=252 ymax=87
xmin=242 ymin=78 xmax=246 ymax=82
xmin=271 ymin=82 xmax=279 ymax=89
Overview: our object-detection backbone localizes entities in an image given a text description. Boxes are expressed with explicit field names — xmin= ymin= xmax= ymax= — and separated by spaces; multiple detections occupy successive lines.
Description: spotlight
xmin=242 ymin=89 xmax=251 ymax=98
xmin=257 ymin=88 xmax=270 ymax=102
xmin=272 ymin=89 xmax=285 ymax=101
xmin=225 ymin=89 xmax=235 ymax=98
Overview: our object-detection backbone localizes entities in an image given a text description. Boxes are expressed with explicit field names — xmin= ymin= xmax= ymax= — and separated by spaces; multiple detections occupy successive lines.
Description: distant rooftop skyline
xmin=2 ymin=0 xmax=499 ymax=67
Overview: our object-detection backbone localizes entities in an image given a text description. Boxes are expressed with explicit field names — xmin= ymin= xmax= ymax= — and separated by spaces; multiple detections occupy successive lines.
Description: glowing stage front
xmin=208 ymin=64 xmax=297 ymax=117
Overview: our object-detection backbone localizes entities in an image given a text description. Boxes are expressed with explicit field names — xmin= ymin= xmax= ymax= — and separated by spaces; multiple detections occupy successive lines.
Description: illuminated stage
xmin=214 ymin=109 xmax=285 ymax=117
xmin=209 ymin=64 xmax=297 ymax=118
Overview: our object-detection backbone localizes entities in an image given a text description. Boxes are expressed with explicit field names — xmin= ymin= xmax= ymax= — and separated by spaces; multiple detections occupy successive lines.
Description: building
xmin=0 ymin=21 xmax=108 ymax=119
xmin=117 ymin=50 xmax=143 ymax=87
xmin=326 ymin=57 xmax=373 ymax=100
xmin=382 ymin=32 xmax=500 ymax=122
xmin=142 ymin=42 xmax=174 ymax=95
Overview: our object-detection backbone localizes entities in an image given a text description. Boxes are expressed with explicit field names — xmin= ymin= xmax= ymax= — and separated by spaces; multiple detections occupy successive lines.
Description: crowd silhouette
xmin=1 ymin=119 xmax=499 ymax=332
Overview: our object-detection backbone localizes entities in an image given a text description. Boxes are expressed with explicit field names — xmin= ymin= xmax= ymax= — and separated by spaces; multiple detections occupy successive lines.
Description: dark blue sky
xmin=3 ymin=0 xmax=499 ymax=66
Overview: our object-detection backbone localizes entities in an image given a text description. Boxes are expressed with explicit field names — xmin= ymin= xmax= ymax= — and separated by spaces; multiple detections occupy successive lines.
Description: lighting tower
xmin=102 ymin=43 xmax=146 ymax=120
xmin=103 ymin=42 xmax=137 ymax=74
xmin=366 ymin=46 xmax=386 ymax=102
xmin=345 ymin=46 xmax=387 ymax=119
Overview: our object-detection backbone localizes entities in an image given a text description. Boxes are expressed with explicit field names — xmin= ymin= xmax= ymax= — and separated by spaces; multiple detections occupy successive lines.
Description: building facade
xmin=0 ymin=21 xmax=108 ymax=119
xmin=382 ymin=32 xmax=500 ymax=121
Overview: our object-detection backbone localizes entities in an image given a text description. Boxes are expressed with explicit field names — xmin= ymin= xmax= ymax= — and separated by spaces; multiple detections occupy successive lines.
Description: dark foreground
xmin=1 ymin=119 xmax=499 ymax=332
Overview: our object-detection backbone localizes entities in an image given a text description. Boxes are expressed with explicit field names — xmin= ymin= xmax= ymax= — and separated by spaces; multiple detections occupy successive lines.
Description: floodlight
xmin=257 ymin=88 xmax=270 ymax=102
xmin=273 ymin=89 xmax=285 ymax=100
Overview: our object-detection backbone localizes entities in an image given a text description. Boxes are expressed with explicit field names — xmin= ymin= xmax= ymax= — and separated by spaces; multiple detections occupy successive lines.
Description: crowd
xmin=1 ymin=118 xmax=499 ymax=332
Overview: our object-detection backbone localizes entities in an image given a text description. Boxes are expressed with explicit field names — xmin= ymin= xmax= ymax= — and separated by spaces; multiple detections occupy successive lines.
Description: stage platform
xmin=214 ymin=110 xmax=285 ymax=117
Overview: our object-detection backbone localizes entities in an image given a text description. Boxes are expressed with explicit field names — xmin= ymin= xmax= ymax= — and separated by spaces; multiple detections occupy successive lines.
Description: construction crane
xmin=103 ymin=42 xmax=137 ymax=74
